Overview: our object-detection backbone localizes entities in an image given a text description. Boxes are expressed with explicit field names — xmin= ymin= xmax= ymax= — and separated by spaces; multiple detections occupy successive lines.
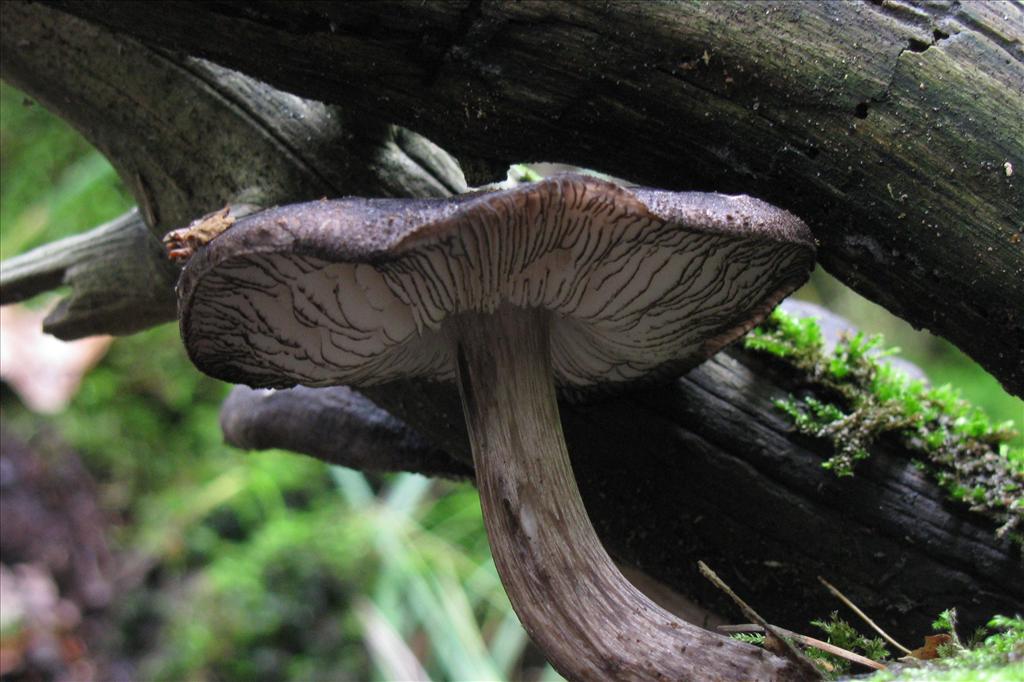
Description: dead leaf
xmin=909 ymin=633 xmax=952 ymax=660
xmin=0 ymin=305 xmax=112 ymax=413
xmin=163 ymin=205 xmax=235 ymax=262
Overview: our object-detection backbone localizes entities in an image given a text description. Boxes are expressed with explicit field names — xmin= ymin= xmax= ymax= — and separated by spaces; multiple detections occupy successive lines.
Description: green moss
xmin=733 ymin=610 xmax=1022 ymax=681
xmin=730 ymin=632 xmax=767 ymax=646
xmin=799 ymin=612 xmax=891 ymax=678
xmin=745 ymin=309 xmax=1023 ymax=541
xmin=866 ymin=614 xmax=1024 ymax=682
xmin=508 ymin=163 xmax=544 ymax=182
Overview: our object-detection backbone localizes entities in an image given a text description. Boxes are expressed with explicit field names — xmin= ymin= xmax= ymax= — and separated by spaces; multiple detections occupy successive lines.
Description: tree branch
xmin=220 ymin=385 xmax=472 ymax=480
xmin=0 ymin=210 xmax=177 ymax=338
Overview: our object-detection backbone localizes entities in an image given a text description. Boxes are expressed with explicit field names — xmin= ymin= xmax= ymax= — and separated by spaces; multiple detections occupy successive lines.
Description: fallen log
xmin=49 ymin=0 xmax=1024 ymax=394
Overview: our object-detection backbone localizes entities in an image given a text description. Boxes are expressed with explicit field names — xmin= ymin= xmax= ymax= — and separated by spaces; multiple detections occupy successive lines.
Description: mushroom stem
xmin=447 ymin=305 xmax=801 ymax=682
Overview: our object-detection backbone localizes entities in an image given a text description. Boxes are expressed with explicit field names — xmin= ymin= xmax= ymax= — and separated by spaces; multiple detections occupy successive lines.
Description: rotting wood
xmin=47 ymin=0 xmax=1024 ymax=395
xmin=0 ymin=210 xmax=176 ymax=338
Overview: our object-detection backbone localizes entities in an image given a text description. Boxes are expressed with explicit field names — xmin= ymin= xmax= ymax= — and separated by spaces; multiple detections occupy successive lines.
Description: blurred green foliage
xmin=2 ymin=320 xmax=544 ymax=679
xmin=0 ymin=84 xmax=132 ymax=258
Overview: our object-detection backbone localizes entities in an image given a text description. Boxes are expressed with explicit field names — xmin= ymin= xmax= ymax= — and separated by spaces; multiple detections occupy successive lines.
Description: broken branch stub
xmin=0 ymin=210 xmax=178 ymax=339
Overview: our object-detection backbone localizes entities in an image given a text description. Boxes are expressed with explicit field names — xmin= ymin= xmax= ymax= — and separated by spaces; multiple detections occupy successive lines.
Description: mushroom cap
xmin=179 ymin=174 xmax=814 ymax=398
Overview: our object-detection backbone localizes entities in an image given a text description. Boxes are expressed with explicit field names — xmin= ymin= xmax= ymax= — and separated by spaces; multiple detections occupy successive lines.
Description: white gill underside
xmin=187 ymin=197 xmax=798 ymax=389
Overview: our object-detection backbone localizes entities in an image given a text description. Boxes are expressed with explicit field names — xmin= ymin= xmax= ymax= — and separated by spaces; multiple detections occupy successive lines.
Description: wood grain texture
xmin=49 ymin=0 xmax=1024 ymax=394
xmin=0 ymin=210 xmax=177 ymax=338
xmin=0 ymin=1 xmax=468 ymax=233
xmin=448 ymin=305 xmax=809 ymax=681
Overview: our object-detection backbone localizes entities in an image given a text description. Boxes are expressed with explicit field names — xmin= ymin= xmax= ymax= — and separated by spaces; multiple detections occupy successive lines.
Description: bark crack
xmin=858 ymin=0 xmax=962 ymax=120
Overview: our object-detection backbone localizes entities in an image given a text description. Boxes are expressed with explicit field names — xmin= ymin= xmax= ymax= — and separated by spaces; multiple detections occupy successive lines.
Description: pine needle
xmin=718 ymin=624 xmax=887 ymax=671
xmin=818 ymin=576 xmax=913 ymax=656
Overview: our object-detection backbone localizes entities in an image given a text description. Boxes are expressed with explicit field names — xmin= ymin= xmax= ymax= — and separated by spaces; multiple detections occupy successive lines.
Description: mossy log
xmin=51 ymin=0 xmax=1024 ymax=395
xmin=222 ymin=326 xmax=1022 ymax=645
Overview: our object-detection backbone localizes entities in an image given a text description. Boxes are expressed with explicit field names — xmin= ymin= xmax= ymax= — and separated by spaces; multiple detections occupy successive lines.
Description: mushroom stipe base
xmin=447 ymin=305 xmax=806 ymax=681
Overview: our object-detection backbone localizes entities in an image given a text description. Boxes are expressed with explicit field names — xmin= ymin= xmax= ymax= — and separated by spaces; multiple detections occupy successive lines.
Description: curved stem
xmin=447 ymin=305 xmax=804 ymax=682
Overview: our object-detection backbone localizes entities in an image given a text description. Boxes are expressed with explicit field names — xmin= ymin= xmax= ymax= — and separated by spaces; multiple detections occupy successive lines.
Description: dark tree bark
xmin=1 ymin=0 xmax=1020 ymax=655
xmin=49 ymin=0 xmax=1024 ymax=396
xmin=220 ymin=385 xmax=472 ymax=480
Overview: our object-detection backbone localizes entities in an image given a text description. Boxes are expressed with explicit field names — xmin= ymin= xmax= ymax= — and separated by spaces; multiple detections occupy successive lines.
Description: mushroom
xmin=176 ymin=174 xmax=816 ymax=681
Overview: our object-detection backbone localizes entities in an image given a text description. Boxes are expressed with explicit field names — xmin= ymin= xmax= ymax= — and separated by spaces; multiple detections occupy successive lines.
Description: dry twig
xmin=818 ymin=576 xmax=913 ymax=656
xmin=699 ymin=561 xmax=823 ymax=680
xmin=718 ymin=624 xmax=887 ymax=671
